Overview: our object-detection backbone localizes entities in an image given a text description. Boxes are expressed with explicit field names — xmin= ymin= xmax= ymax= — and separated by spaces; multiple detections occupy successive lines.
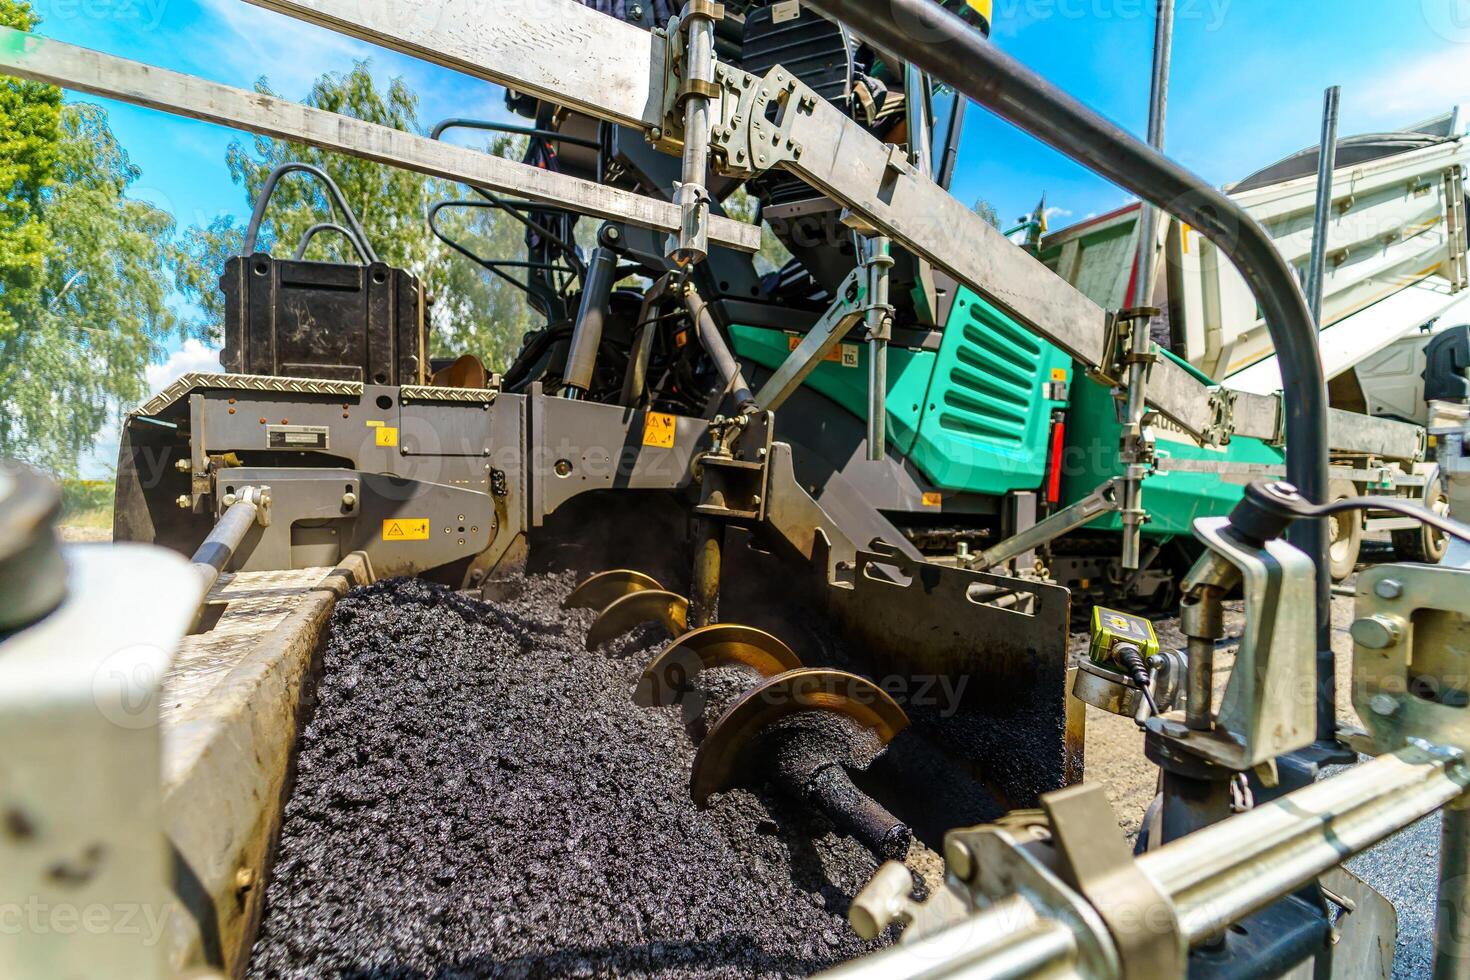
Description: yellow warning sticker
xmin=786 ymin=334 xmax=860 ymax=368
xmin=375 ymin=426 xmax=399 ymax=447
xmin=921 ymin=491 xmax=943 ymax=509
xmin=383 ymin=518 xmax=429 ymax=541
xmin=1050 ymin=368 xmax=1068 ymax=382
xmin=643 ymin=412 xmax=676 ymax=448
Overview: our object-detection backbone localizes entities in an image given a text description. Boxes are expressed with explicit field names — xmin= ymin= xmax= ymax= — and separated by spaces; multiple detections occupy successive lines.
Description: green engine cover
xmin=728 ymin=288 xmax=1070 ymax=496
xmin=908 ymin=291 xmax=1072 ymax=494
xmin=727 ymin=287 xmax=1278 ymax=534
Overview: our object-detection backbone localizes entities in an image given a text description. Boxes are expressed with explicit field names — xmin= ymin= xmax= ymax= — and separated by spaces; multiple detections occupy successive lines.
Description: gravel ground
xmin=246 ymin=573 xmax=903 ymax=980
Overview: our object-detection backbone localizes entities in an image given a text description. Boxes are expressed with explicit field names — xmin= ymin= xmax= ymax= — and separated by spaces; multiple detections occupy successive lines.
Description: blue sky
xmin=41 ymin=0 xmax=1470 ymax=473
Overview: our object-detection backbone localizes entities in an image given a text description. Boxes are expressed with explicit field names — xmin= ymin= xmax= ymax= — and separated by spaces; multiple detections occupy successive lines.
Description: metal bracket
xmin=1352 ymin=561 xmax=1470 ymax=758
xmin=1043 ymin=783 xmax=1187 ymax=980
xmin=754 ymin=266 xmax=867 ymax=411
xmin=1167 ymin=515 xmax=1317 ymax=768
xmin=1204 ymin=386 xmax=1238 ymax=447
xmin=706 ymin=63 xmax=814 ymax=179
xmin=944 ymin=818 xmax=1121 ymax=978
xmin=1091 ymin=307 xmax=1156 ymax=388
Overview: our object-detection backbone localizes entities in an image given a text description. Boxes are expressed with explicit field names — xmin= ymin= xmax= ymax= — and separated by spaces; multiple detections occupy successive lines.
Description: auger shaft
xmin=786 ymin=756 xmax=912 ymax=862
xmin=689 ymin=519 xmax=724 ymax=629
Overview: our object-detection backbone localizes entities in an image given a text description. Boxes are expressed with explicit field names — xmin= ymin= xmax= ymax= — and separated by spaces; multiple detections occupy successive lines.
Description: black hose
xmin=802 ymin=0 xmax=1333 ymax=742
xmin=291 ymin=222 xmax=369 ymax=263
xmin=936 ymin=95 xmax=967 ymax=190
xmin=241 ymin=162 xmax=379 ymax=264
xmin=430 ymin=117 xmax=602 ymax=150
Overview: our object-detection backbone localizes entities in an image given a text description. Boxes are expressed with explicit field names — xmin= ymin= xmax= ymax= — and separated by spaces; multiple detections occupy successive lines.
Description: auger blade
xmin=634 ymin=625 xmax=802 ymax=708
xmin=585 ymin=590 xmax=689 ymax=650
xmin=690 ymin=668 xmax=909 ymax=805
xmin=563 ymin=569 xmax=664 ymax=611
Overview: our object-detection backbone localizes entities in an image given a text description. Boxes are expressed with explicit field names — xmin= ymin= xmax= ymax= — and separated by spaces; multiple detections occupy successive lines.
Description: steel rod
xmin=1130 ymin=0 xmax=1173 ymax=310
xmin=1141 ymin=744 xmax=1468 ymax=942
xmin=190 ymin=492 xmax=262 ymax=599
xmin=1304 ymin=84 xmax=1343 ymax=751
xmin=689 ymin=518 xmax=723 ymax=629
xmin=818 ymin=896 xmax=1076 ymax=980
xmin=684 ymin=286 xmax=756 ymax=412
xmin=1305 ymin=87 xmax=1341 ymax=328
xmin=864 ymin=236 xmax=893 ymax=461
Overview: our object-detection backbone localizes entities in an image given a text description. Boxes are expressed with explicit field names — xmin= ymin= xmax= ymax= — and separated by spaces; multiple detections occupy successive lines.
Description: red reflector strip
xmin=1046 ymin=420 xmax=1065 ymax=505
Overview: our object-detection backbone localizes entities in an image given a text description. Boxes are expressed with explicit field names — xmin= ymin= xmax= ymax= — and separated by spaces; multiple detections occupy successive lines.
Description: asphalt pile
xmin=246 ymin=573 xmax=893 ymax=979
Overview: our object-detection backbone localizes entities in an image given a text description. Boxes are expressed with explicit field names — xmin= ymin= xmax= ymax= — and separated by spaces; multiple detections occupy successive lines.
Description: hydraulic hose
xmin=802 ymin=0 xmax=1333 ymax=740
xmin=241 ymin=162 xmax=379 ymax=264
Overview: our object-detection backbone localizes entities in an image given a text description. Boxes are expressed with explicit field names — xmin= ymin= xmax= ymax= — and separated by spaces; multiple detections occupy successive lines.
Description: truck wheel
xmin=1327 ymin=479 xmax=1363 ymax=582
xmin=1392 ymin=468 xmax=1448 ymax=563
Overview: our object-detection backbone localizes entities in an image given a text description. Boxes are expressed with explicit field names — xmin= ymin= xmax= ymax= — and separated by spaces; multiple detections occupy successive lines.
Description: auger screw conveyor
xmin=1 ymin=0 xmax=1467 ymax=977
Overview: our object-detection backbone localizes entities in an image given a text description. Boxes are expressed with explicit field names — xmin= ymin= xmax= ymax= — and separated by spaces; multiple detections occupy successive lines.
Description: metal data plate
xmin=266 ymin=424 xmax=329 ymax=450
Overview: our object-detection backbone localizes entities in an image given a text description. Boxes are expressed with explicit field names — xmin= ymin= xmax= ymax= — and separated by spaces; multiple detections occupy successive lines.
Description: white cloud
xmin=1356 ymin=47 xmax=1470 ymax=131
xmin=146 ymin=338 xmax=223 ymax=390
xmin=1043 ymin=205 xmax=1073 ymax=222
xmin=196 ymin=0 xmax=380 ymax=96
xmin=80 ymin=340 xmax=223 ymax=479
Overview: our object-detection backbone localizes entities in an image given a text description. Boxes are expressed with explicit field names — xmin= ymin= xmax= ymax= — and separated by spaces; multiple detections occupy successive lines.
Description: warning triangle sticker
xmin=386 ymin=522 xmax=405 ymax=538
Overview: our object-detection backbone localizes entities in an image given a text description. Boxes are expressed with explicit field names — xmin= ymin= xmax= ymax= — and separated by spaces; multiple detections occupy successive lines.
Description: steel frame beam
xmin=0 ymin=27 xmax=759 ymax=253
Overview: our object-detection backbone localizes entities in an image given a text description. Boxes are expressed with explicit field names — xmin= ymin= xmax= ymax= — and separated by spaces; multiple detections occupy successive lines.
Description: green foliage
xmin=59 ymin=478 xmax=112 ymax=519
xmin=722 ymin=186 xmax=791 ymax=276
xmin=0 ymin=1 xmax=58 ymax=319
xmin=173 ymin=63 xmax=542 ymax=372
xmin=972 ymin=198 xmax=1001 ymax=228
xmin=0 ymin=0 xmax=185 ymax=476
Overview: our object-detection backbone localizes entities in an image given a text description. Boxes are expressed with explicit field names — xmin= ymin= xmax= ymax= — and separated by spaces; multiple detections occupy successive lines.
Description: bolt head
xmin=174 ymin=458 xmax=192 ymax=473
xmin=945 ymin=839 xmax=975 ymax=881
xmin=175 ymin=495 xmax=191 ymax=509
xmin=1369 ymin=694 xmax=1398 ymax=717
xmin=1160 ymin=720 xmax=1190 ymax=739
xmin=341 ymin=492 xmax=358 ymax=508
xmin=1351 ymin=615 xmax=1403 ymax=650
xmin=1375 ymin=578 xmax=1404 ymax=600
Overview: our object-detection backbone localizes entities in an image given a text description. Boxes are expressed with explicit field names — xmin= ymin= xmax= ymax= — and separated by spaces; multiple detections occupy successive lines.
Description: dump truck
xmin=1041 ymin=107 xmax=1470 ymax=580
xmin=5 ymin=1 xmax=1470 ymax=978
